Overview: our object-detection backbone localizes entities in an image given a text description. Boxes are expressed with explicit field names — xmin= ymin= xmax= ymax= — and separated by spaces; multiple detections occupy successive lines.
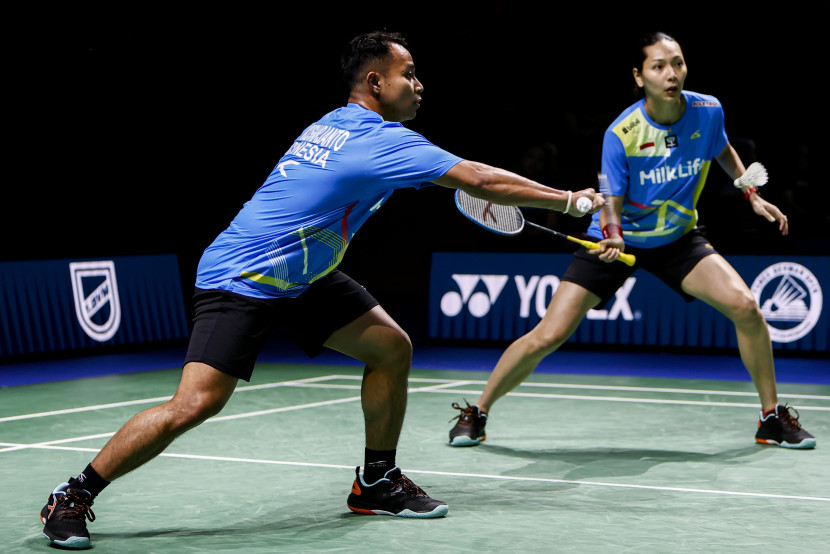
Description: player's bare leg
xmin=476 ymin=282 xmax=599 ymax=414
xmin=327 ymin=306 xmax=448 ymax=517
xmin=681 ymin=254 xmax=778 ymax=411
xmin=90 ymin=362 xmax=238 ymax=481
xmin=324 ymin=305 xmax=412 ymax=450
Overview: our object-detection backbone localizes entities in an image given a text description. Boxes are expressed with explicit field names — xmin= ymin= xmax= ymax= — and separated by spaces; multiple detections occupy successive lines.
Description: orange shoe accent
xmin=348 ymin=505 xmax=376 ymax=515
xmin=351 ymin=480 xmax=362 ymax=496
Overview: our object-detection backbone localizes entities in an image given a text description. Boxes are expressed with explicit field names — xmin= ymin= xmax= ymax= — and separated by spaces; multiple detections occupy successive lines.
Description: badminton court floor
xmin=1 ymin=351 xmax=828 ymax=552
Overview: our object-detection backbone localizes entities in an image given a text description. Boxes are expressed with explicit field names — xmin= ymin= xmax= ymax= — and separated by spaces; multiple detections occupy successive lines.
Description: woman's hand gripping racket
xmin=454 ymin=190 xmax=636 ymax=266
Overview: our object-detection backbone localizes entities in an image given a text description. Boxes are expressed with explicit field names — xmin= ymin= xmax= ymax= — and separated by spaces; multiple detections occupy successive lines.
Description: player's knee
xmin=387 ymin=330 xmax=413 ymax=369
xmin=729 ymin=291 xmax=764 ymax=327
xmin=527 ymin=327 xmax=568 ymax=355
xmin=371 ymin=329 xmax=412 ymax=372
xmin=168 ymin=391 xmax=228 ymax=429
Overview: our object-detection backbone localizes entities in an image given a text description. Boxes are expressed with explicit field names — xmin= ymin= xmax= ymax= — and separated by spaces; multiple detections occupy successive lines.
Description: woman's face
xmin=633 ymin=39 xmax=687 ymax=103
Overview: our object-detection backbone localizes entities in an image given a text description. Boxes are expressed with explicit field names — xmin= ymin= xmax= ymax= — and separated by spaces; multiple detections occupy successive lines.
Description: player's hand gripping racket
xmin=454 ymin=190 xmax=636 ymax=266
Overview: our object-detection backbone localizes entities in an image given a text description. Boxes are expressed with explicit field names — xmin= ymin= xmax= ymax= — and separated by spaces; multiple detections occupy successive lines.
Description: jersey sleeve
xmin=600 ymin=129 xmax=629 ymax=196
xmin=365 ymin=125 xmax=464 ymax=190
xmin=710 ymin=102 xmax=728 ymax=159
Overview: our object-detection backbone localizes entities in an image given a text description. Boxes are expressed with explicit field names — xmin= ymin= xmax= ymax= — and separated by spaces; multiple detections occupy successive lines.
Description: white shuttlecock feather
xmin=733 ymin=162 xmax=768 ymax=189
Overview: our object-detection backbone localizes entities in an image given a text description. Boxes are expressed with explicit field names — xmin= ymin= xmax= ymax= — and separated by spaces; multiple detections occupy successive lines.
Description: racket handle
xmin=617 ymin=252 xmax=637 ymax=266
xmin=567 ymin=237 xmax=637 ymax=266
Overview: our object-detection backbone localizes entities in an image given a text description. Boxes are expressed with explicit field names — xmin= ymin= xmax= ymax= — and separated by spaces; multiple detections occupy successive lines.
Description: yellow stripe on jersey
xmin=613 ymin=108 xmax=672 ymax=158
xmin=240 ymin=225 xmax=349 ymax=291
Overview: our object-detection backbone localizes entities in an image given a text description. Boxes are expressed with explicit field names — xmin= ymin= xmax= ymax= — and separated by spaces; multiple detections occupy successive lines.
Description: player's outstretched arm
xmin=433 ymin=160 xmax=603 ymax=217
xmin=716 ymin=144 xmax=788 ymax=236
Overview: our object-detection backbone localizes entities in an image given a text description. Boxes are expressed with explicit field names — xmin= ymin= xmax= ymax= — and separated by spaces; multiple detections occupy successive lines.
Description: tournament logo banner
xmin=750 ymin=262 xmax=823 ymax=344
xmin=0 ymin=255 xmax=189 ymax=357
xmin=69 ymin=261 xmax=122 ymax=342
xmin=428 ymin=252 xmax=828 ymax=352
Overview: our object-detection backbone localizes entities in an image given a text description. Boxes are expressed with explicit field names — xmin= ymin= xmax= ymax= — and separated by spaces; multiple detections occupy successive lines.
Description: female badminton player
xmin=448 ymin=31 xmax=815 ymax=450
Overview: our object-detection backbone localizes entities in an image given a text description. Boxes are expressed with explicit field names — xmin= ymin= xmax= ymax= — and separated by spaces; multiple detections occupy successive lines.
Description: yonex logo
xmin=750 ymin=262 xmax=823 ymax=343
xmin=440 ymin=274 xmax=509 ymax=318
xmin=439 ymin=273 xmax=639 ymax=321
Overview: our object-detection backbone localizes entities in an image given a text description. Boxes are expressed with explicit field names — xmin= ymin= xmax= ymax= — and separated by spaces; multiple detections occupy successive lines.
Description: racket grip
xmin=570 ymin=237 xmax=636 ymax=266
xmin=618 ymin=252 xmax=636 ymax=266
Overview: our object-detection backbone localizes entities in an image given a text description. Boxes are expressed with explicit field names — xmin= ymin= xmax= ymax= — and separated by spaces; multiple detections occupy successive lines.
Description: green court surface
xmin=2 ymin=362 xmax=829 ymax=552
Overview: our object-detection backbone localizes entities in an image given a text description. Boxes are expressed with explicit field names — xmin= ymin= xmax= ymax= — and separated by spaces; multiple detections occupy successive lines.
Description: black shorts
xmin=561 ymin=228 xmax=719 ymax=308
xmin=184 ymin=270 xmax=379 ymax=381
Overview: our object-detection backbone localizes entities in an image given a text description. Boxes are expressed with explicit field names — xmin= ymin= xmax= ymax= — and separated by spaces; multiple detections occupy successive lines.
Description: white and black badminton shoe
xmin=755 ymin=404 xmax=816 ymax=449
xmin=448 ymin=400 xmax=487 ymax=446
xmin=347 ymin=467 xmax=448 ymax=518
xmin=40 ymin=482 xmax=95 ymax=549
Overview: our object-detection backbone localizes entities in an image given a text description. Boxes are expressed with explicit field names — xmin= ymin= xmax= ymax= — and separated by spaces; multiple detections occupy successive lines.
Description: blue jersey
xmin=587 ymin=91 xmax=728 ymax=248
xmin=196 ymin=103 xmax=464 ymax=298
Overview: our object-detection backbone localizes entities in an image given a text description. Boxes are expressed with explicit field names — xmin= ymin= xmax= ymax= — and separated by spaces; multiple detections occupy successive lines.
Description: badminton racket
xmin=454 ymin=190 xmax=636 ymax=266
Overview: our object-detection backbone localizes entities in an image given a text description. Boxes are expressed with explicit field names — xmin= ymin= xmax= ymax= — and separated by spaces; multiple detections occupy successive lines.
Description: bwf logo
xmin=69 ymin=261 xmax=122 ymax=342
xmin=750 ymin=262 xmax=823 ymax=343
xmin=439 ymin=273 xmax=638 ymax=321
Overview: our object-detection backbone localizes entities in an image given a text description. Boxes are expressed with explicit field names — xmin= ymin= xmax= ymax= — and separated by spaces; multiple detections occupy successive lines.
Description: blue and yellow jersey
xmin=586 ymin=91 xmax=728 ymax=248
xmin=195 ymin=103 xmax=463 ymax=299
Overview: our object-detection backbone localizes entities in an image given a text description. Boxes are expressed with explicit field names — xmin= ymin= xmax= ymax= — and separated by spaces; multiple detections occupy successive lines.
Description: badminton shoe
xmin=40 ymin=482 xmax=95 ymax=549
xmin=448 ymin=400 xmax=487 ymax=446
xmin=755 ymin=404 xmax=816 ymax=449
xmin=347 ymin=467 xmax=448 ymax=518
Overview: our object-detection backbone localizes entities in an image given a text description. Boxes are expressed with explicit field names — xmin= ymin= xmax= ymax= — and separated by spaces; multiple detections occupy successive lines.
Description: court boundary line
xmin=3 ymin=375 xmax=828 ymax=424
xmin=3 ymin=374 xmax=828 ymax=507
xmin=0 ymin=381 xmax=464 ymax=454
xmin=3 ymin=443 xmax=827 ymax=503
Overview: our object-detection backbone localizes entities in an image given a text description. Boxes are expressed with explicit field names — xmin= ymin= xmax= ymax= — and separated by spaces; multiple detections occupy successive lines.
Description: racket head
xmin=454 ymin=190 xmax=525 ymax=236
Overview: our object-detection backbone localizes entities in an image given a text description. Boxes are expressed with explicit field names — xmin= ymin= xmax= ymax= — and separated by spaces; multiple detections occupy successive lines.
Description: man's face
xmin=376 ymin=43 xmax=423 ymax=122
xmin=634 ymin=39 xmax=687 ymax=102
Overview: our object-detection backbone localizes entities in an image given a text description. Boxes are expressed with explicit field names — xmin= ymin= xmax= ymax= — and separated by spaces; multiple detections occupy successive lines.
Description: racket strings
xmin=457 ymin=193 xmax=524 ymax=234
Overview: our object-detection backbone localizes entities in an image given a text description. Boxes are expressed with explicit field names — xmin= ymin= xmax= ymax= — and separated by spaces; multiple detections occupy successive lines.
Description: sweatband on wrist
xmin=563 ymin=190 xmax=573 ymax=213
xmin=743 ymin=186 xmax=758 ymax=200
xmin=602 ymin=223 xmax=622 ymax=239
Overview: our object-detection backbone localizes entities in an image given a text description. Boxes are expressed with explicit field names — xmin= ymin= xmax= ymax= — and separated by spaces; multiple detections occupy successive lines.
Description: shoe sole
xmin=43 ymin=533 xmax=91 ymax=549
xmin=348 ymin=504 xmax=449 ymax=518
xmin=449 ymin=435 xmax=485 ymax=447
xmin=755 ymin=437 xmax=817 ymax=449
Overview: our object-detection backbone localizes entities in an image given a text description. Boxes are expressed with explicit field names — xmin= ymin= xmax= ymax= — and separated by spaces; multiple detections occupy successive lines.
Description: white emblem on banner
xmin=440 ymin=274 xmax=509 ymax=318
xmin=69 ymin=261 xmax=122 ymax=342
xmin=750 ymin=262 xmax=822 ymax=343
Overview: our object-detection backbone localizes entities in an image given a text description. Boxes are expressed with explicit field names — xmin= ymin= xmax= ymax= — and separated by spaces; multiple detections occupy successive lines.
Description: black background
xmin=5 ymin=6 xmax=823 ymax=343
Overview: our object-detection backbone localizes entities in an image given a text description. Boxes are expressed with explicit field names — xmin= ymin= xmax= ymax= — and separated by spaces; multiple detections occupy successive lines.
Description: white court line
xmin=429 ymin=388 xmax=830 ymax=411
xmin=0 ymin=381 xmax=462 ymax=454
xmin=3 ymin=376 xmax=828 ymax=425
xmin=0 ymin=375 xmax=344 ymax=423
xmin=4 ymin=443 xmax=828 ymax=503
xmin=336 ymin=375 xmax=830 ymax=400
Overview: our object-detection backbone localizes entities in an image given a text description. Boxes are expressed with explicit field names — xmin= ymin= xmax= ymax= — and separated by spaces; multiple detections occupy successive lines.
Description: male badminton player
xmin=449 ymin=31 xmax=814 ymax=451
xmin=38 ymin=31 xmax=602 ymax=549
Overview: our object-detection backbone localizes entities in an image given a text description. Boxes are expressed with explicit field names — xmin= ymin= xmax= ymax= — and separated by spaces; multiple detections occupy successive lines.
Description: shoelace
xmin=778 ymin=405 xmax=804 ymax=431
xmin=60 ymin=491 xmax=96 ymax=522
xmin=449 ymin=400 xmax=478 ymax=423
xmin=394 ymin=473 xmax=426 ymax=497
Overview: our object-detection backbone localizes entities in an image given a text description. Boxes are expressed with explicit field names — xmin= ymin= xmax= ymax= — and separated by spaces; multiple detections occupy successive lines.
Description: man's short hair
xmin=341 ymin=31 xmax=408 ymax=89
